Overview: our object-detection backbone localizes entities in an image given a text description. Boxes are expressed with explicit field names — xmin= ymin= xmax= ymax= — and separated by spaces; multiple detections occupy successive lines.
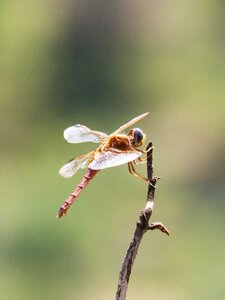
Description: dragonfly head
xmin=128 ymin=128 xmax=146 ymax=147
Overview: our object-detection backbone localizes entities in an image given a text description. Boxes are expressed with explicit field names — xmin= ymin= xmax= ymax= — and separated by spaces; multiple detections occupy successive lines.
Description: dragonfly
xmin=57 ymin=112 xmax=150 ymax=219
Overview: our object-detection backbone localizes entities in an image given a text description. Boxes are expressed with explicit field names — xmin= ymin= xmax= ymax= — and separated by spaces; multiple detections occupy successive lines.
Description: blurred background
xmin=0 ymin=0 xmax=224 ymax=299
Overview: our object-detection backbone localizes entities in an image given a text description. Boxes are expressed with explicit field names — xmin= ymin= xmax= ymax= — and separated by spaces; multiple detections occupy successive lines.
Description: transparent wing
xmin=110 ymin=112 xmax=149 ymax=135
xmin=64 ymin=124 xmax=108 ymax=144
xmin=88 ymin=150 xmax=142 ymax=170
xmin=59 ymin=153 xmax=92 ymax=178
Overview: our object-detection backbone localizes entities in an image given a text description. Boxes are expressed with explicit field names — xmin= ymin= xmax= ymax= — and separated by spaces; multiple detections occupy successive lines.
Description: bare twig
xmin=116 ymin=142 xmax=169 ymax=300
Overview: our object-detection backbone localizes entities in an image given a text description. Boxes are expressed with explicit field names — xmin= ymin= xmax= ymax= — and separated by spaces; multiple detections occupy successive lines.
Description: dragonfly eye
xmin=129 ymin=128 xmax=145 ymax=147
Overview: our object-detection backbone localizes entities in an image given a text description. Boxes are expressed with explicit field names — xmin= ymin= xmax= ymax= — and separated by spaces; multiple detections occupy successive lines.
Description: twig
xmin=116 ymin=142 xmax=169 ymax=300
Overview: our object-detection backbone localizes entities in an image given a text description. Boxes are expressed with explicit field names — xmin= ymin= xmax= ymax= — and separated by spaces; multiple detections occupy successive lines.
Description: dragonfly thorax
xmin=106 ymin=135 xmax=131 ymax=151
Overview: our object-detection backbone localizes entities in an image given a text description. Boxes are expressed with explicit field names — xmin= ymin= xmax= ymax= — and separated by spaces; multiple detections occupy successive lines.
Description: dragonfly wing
xmin=59 ymin=153 xmax=91 ymax=178
xmin=64 ymin=124 xmax=108 ymax=144
xmin=88 ymin=150 xmax=142 ymax=170
xmin=110 ymin=112 xmax=149 ymax=135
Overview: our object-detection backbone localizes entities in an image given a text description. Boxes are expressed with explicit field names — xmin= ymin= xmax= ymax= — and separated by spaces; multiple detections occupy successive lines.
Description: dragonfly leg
xmin=128 ymin=162 xmax=148 ymax=182
xmin=133 ymin=146 xmax=154 ymax=154
xmin=128 ymin=162 xmax=156 ymax=188
xmin=133 ymin=157 xmax=147 ymax=165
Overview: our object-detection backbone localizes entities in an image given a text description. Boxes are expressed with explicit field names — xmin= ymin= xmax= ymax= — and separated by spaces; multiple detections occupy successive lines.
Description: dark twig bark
xmin=116 ymin=142 xmax=169 ymax=300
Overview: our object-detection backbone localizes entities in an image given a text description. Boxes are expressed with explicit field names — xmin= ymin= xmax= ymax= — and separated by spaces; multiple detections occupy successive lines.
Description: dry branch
xmin=116 ymin=142 xmax=169 ymax=300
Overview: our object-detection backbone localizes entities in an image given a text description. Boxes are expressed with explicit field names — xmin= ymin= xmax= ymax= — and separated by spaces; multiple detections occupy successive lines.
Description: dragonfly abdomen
xmin=57 ymin=169 xmax=99 ymax=218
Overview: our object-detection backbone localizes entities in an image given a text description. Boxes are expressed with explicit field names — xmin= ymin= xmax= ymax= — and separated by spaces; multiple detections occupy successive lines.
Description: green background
xmin=0 ymin=1 xmax=224 ymax=299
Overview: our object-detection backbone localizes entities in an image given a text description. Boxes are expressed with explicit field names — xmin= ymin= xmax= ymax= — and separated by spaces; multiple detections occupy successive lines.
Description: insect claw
xmin=145 ymin=146 xmax=154 ymax=153
xmin=148 ymin=180 xmax=156 ymax=188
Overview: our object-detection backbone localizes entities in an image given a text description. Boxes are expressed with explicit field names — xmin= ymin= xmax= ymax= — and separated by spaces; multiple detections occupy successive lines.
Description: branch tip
xmin=148 ymin=222 xmax=170 ymax=236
